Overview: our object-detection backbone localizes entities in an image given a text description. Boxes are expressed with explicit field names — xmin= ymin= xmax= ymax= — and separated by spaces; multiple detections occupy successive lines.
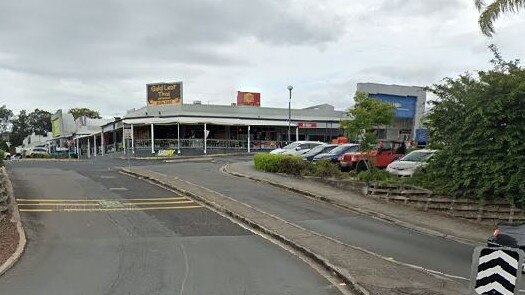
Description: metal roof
xmin=124 ymin=103 xmax=346 ymax=122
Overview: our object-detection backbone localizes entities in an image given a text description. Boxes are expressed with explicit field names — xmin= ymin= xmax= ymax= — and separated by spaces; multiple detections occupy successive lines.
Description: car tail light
xmin=337 ymin=155 xmax=343 ymax=161
xmin=492 ymin=228 xmax=500 ymax=238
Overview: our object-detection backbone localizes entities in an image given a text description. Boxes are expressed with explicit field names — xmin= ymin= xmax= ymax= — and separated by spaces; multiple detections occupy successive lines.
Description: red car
xmin=339 ymin=140 xmax=406 ymax=171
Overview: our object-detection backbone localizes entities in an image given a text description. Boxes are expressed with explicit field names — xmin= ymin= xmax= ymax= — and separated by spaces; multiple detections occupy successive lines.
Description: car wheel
xmin=356 ymin=161 xmax=368 ymax=172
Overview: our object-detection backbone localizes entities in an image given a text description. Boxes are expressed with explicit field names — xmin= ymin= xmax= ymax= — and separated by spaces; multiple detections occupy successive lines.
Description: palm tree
xmin=475 ymin=0 xmax=525 ymax=36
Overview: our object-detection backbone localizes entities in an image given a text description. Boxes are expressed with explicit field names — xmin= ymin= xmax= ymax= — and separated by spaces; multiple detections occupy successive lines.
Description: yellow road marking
xmin=121 ymin=200 xmax=194 ymax=206
xmin=18 ymin=203 xmax=102 ymax=207
xmin=17 ymin=199 xmax=101 ymax=202
xmin=19 ymin=205 xmax=203 ymax=212
xmin=16 ymin=197 xmax=188 ymax=202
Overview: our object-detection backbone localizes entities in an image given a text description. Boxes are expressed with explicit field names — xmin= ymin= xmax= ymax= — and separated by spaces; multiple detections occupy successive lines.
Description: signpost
xmin=147 ymin=82 xmax=183 ymax=106
xmin=470 ymin=246 xmax=524 ymax=295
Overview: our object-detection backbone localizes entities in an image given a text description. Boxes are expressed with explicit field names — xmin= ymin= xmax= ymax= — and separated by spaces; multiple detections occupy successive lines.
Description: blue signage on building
xmin=370 ymin=93 xmax=417 ymax=119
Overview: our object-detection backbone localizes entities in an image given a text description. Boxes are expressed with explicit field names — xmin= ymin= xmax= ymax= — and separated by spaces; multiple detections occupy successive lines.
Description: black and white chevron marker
xmin=470 ymin=246 xmax=524 ymax=295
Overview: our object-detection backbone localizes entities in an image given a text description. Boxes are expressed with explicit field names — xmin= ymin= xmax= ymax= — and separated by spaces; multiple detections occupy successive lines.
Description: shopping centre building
xmin=76 ymin=102 xmax=347 ymax=156
xmin=45 ymin=82 xmax=427 ymax=157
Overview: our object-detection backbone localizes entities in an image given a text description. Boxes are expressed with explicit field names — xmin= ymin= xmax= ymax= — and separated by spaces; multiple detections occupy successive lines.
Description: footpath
xmin=122 ymin=166 xmax=468 ymax=295
xmin=225 ymin=161 xmax=491 ymax=244
xmin=0 ymin=167 xmax=26 ymax=277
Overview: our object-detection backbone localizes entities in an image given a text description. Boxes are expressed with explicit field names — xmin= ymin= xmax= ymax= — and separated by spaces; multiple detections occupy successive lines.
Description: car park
xmin=312 ymin=143 xmax=359 ymax=163
xmin=386 ymin=149 xmax=436 ymax=177
xmin=340 ymin=140 xmax=406 ymax=171
xmin=270 ymin=141 xmax=325 ymax=155
xmin=301 ymin=144 xmax=338 ymax=161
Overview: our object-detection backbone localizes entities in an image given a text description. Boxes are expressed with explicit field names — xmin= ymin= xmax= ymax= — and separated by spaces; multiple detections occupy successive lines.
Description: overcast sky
xmin=0 ymin=0 xmax=524 ymax=117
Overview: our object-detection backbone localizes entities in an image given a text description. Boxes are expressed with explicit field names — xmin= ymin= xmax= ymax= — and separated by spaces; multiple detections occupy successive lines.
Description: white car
xmin=3 ymin=151 xmax=11 ymax=160
xmin=25 ymin=146 xmax=49 ymax=157
xmin=386 ymin=149 xmax=436 ymax=177
xmin=270 ymin=141 xmax=325 ymax=156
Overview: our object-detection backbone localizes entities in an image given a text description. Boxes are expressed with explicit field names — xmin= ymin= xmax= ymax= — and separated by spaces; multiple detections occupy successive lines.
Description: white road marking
xmin=109 ymin=187 xmax=128 ymax=191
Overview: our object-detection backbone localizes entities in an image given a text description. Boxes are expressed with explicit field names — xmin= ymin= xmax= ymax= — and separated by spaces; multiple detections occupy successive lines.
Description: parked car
xmin=488 ymin=224 xmax=525 ymax=272
xmin=25 ymin=146 xmax=49 ymax=157
xmin=488 ymin=224 xmax=525 ymax=250
xmin=340 ymin=140 xmax=406 ymax=171
xmin=386 ymin=149 xmax=436 ymax=177
xmin=301 ymin=144 xmax=338 ymax=161
xmin=312 ymin=143 xmax=359 ymax=163
xmin=270 ymin=141 xmax=324 ymax=155
xmin=3 ymin=151 xmax=11 ymax=160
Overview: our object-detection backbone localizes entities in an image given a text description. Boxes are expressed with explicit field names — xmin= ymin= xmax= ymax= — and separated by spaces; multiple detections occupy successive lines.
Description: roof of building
xmin=123 ymin=103 xmax=346 ymax=123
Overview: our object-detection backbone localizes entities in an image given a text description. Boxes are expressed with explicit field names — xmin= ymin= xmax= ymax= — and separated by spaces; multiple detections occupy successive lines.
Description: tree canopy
xmin=425 ymin=45 xmax=525 ymax=205
xmin=475 ymin=0 xmax=525 ymax=36
xmin=9 ymin=109 xmax=52 ymax=146
xmin=68 ymin=108 xmax=101 ymax=120
xmin=340 ymin=92 xmax=395 ymax=150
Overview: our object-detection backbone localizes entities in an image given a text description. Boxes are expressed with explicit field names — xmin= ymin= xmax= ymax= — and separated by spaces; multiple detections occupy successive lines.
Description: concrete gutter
xmin=0 ymin=167 xmax=27 ymax=277
xmin=120 ymin=167 xmax=467 ymax=294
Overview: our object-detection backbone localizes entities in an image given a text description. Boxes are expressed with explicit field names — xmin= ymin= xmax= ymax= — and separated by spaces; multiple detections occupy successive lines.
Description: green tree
xmin=68 ymin=108 xmax=101 ymax=120
xmin=340 ymin=92 xmax=395 ymax=150
xmin=0 ymin=105 xmax=13 ymax=135
xmin=425 ymin=45 xmax=525 ymax=205
xmin=475 ymin=0 xmax=525 ymax=36
xmin=10 ymin=110 xmax=30 ymax=147
xmin=27 ymin=109 xmax=52 ymax=136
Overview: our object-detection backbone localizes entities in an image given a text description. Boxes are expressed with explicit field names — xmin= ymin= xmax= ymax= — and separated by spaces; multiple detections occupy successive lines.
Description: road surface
xmin=0 ymin=159 xmax=341 ymax=295
xmin=144 ymin=156 xmax=475 ymax=280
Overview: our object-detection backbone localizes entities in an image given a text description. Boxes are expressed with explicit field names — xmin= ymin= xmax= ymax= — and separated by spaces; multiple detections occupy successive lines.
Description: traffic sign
xmin=470 ymin=246 xmax=524 ymax=295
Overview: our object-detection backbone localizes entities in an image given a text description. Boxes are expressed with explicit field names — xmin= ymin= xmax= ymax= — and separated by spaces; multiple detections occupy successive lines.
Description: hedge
xmin=254 ymin=153 xmax=342 ymax=178
xmin=0 ymin=150 xmax=4 ymax=166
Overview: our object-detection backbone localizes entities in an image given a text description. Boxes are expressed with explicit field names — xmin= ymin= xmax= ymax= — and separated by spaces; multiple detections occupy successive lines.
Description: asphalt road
xmin=144 ymin=157 xmax=476 ymax=280
xmin=0 ymin=159 xmax=340 ymax=295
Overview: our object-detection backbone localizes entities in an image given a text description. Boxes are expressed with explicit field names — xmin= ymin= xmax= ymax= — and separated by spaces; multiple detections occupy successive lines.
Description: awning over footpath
xmin=122 ymin=117 xmax=297 ymax=127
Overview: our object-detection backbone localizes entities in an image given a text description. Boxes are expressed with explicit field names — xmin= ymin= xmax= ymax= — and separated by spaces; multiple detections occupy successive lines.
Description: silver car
xmin=386 ymin=149 xmax=436 ymax=177
xmin=270 ymin=141 xmax=325 ymax=156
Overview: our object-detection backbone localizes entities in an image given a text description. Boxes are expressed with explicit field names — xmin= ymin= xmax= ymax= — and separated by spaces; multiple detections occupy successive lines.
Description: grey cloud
xmin=375 ymin=0 xmax=468 ymax=16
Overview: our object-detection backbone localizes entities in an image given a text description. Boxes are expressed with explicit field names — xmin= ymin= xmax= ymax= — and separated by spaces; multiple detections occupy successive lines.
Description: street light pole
xmin=287 ymin=85 xmax=293 ymax=143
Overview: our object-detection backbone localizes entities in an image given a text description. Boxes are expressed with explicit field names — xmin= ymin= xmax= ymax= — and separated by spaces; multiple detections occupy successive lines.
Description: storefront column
xmin=122 ymin=127 xmax=126 ymax=155
xmin=101 ymin=132 xmax=105 ymax=156
xmin=247 ymin=125 xmax=251 ymax=153
xmin=87 ymin=138 xmax=91 ymax=159
xmin=296 ymin=127 xmax=299 ymax=141
xmin=204 ymin=123 xmax=207 ymax=154
xmin=93 ymin=134 xmax=97 ymax=157
xmin=151 ymin=123 xmax=155 ymax=154
xmin=77 ymin=139 xmax=81 ymax=157
xmin=177 ymin=123 xmax=181 ymax=154
xmin=131 ymin=124 xmax=135 ymax=154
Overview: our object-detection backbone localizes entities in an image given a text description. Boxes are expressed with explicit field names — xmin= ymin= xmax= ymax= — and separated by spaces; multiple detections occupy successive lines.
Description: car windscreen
xmin=321 ymin=145 xmax=338 ymax=153
xmin=400 ymin=151 xmax=434 ymax=162
xmin=328 ymin=145 xmax=356 ymax=155
xmin=282 ymin=142 xmax=300 ymax=150
xmin=304 ymin=144 xmax=327 ymax=155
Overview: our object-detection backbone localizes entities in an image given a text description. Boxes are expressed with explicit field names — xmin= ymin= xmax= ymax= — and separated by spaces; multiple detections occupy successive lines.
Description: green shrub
xmin=254 ymin=153 xmax=313 ymax=176
xmin=312 ymin=160 xmax=342 ymax=178
xmin=357 ymin=168 xmax=397 ymax=183
xmin=0 ymin=150 xmax=4 ymax=166
xmin=278 ymin=156 xmax=313 ymax=176
xmin=27 ymin=153 xmax=53 ymax=159
xmin=254 ymin=153 xmax=284 ymax=173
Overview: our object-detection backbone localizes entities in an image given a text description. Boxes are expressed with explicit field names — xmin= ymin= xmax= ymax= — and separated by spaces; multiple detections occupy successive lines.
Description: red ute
xmin=339 ymin=140 xmax=407 ymax=171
